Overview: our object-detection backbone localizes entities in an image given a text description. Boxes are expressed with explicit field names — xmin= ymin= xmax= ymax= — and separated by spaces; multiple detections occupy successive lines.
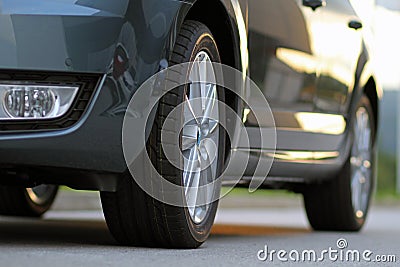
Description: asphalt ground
xmin=0 ymin=190 xmax=398 ymax=267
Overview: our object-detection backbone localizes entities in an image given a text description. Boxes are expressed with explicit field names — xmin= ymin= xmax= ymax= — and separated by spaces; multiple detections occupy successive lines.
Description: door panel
xmin=246 ymin=0 xmax=320 ymax=131
xmin=313 ymin=0 xmax=363 ymax=114
xmin=245 ymin=0 xmax=362 ymax=146
xmin=227 ymin=0 xmax=364 ymax=179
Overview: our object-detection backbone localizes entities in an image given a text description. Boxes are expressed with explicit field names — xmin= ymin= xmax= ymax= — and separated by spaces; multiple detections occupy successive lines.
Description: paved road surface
xmin=0 ymin=191 xmax=398 ymax=267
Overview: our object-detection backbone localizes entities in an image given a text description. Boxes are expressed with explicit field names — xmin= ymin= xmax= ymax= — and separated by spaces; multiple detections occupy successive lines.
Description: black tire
xmin=303 ymin=95 xmax=375 ymax=231
xmin=0 ymin=185 xmax=58 ymax=217
xmin=101 ymin=20 xmax=225 ymax=248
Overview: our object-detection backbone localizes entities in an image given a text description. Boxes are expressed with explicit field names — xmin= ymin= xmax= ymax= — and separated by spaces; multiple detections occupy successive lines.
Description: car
xmin=0 ymin=0 xmax=380 ymax=248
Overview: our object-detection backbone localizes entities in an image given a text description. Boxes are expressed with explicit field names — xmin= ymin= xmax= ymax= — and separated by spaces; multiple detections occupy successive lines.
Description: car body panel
xmin=224 ymin=0 xmax=378 ymax=183
xmin=0 ymin=0 xmax=191 ymax=174
xmin=0 ymin=0 xmax=246 ymax=186
xmin=0 ymin=0 xmax=379 ymax=190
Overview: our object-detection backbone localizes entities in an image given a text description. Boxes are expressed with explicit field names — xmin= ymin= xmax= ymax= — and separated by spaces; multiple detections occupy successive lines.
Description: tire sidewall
xmin=347 ymin=95 xmax=375 ymax=227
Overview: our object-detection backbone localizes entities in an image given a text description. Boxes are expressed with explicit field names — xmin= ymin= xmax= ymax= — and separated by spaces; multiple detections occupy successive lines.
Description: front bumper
xmin=0 ymin=0 xmax=186 ymax=182
xmin=0 ymin=73 xmax=128 ymax=174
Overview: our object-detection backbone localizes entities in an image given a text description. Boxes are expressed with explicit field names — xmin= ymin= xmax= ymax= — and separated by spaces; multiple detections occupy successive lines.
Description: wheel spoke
xmin=359 ymin=113 xmax=366 ymax=150
xmin=199 ymin=56 xmax=208 ymax=110
xmin=360 ymin=162 xmax=371 ymax=182
xmin=351 ymin=170 xmax=362 ymax=212
xmin=189 ymin=59 xmax=204 ymax=116
xmin=182 ymin=124 xmax=198 ymax=151
xmin=183 ymin=147 xmax=201 ymax=195
xmin=184 ymin=95 xmax=201 ymax=125
xmin=199 ymin=138 xmax=218 ymax=171
xmin=196 ymin=147 xmax=212 ymax=211
xmin=201 ymin=85 xmax=217 ymax=124
xmin=207 ymin=119 xmax=219 ymax=137
xmin=189 ymin=59 xmax=201 ymax=98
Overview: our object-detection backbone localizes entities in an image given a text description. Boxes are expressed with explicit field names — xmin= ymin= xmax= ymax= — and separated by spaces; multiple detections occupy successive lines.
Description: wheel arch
xmin=177 ymin=0 xmax=244 ymax=116
xmin=173 ymin=0 xmax=246 ymax=159
xmin=351 ymin=59 xmax=382 ymax=142
xmin=363 ymin=76 xmax=380 ymax=136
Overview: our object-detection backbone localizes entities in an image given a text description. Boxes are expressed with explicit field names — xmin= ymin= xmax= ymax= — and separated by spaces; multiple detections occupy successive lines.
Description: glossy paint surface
xmin=245 ymin=0 xmax=363 ymax=131
xmin=0 ymin=0 xmax=377 ymax=188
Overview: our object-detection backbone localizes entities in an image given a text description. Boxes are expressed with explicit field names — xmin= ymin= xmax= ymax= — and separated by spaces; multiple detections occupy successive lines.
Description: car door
xmin=230 ymin=0 xmax=364 ymax=182
xmin=245 ymin=0 xmax=322 ymax=146
xmin=313 ymin=0 xmax=364 ymax=114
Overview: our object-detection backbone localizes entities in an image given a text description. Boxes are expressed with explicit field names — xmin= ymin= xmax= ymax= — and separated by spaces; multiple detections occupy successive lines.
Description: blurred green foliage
xmin=377 ymin=150 xmax=398 ymax=197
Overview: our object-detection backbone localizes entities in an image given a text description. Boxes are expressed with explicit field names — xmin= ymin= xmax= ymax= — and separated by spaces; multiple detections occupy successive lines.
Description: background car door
xmin=313 ymin=0 xmax=364 ymax=114
xmin=245 ymin=0 xmax=322 ymax=145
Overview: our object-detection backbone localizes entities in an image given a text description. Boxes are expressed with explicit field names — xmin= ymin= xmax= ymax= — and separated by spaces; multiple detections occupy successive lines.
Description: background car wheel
xmin=101 ymin=20 xmax=225 ymax=248
xmin=303 ymin=95 xmax=375 ymax=231
xmin=0 ymin=184 xmax=58 ymax=217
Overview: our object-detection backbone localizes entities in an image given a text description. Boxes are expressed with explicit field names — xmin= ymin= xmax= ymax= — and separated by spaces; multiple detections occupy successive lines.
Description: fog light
xmin=0 ymin=84 xmax=79 ymax=119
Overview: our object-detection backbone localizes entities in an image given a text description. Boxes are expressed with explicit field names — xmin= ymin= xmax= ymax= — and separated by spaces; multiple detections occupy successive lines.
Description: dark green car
xmin=0 ymin=0 xmax=380 ymax=248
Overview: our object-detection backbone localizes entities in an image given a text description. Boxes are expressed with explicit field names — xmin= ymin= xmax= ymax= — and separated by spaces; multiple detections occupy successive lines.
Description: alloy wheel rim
xmin=350 ymin=106 xmax=372 ymax=219
xmin=182 ymin=51 xmax=219 ymax=224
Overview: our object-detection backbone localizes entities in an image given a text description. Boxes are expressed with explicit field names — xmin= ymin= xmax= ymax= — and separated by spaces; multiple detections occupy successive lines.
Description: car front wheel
xmin=101 ymin=20 xmax=225 ymax=248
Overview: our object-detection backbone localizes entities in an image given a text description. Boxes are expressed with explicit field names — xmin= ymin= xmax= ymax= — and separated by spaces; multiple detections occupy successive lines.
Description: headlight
xmin=0 ymin=84 xmax=79 ymax=120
